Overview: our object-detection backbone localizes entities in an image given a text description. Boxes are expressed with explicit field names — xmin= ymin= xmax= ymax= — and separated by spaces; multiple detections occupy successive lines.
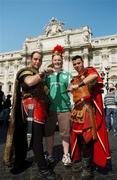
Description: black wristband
xmin=79 ymin=81 xmax=85 ymax=87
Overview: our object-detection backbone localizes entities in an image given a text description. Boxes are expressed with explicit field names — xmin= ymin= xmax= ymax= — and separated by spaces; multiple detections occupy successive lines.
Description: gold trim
xmin=97 ymin=132 xmax=106 ymax=152
xmin=34 ymin=119 xmax=44 ymax=124
xmin=107 ymin=156 xmax=111 ymax=159
xmin=71 ymin=138 xmax=77 ymax=158
xmin=73 ymin=129 xmax=82 ymax=133
xmin=18 ymin=70 xmax=33 ymax=79
xmin=93 ymin=100 xmax=102 ymax=115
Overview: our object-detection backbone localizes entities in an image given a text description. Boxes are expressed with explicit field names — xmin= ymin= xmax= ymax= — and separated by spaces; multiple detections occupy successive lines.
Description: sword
xmin=26 ymin=104 xmax=34 ymax=150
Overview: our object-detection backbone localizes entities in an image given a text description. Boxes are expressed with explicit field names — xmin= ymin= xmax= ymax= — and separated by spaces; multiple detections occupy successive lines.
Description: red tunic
xmin=22 ymin=97 xmax=47 ymax=124
xmin=71 ymin=67 xmax=111 ymax=167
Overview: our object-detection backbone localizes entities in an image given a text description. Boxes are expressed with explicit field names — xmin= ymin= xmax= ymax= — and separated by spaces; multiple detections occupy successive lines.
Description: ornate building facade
xmin=0 ymin=17 xmax=117 ymax=96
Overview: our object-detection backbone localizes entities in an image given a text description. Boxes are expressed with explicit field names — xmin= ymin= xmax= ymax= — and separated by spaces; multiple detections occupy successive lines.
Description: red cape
xmin=71 ymin=67 xmax=111 ymax=167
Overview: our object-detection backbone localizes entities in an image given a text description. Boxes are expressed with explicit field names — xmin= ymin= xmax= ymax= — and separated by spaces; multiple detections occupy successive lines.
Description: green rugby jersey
xmin=45 ymin=70 xmax=72 ymax=112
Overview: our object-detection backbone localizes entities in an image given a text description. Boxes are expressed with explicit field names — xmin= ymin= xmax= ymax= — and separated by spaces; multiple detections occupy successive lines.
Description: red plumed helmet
xmin=52 ymin=44 xmax=64 ymax=56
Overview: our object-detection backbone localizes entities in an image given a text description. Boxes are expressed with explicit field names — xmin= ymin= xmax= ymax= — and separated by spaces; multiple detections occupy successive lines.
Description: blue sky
xmin=0 ymin=0 xmax=117 ymax=53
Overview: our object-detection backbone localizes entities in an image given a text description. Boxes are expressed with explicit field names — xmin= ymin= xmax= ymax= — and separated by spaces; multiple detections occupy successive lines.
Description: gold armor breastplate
xmin=71 ymin=69 xmax=91 ymax=104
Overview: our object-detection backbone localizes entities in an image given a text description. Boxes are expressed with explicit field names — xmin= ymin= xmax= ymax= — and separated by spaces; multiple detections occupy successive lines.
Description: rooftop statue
xmin=44 ymin=17 xmax=64 ymax=36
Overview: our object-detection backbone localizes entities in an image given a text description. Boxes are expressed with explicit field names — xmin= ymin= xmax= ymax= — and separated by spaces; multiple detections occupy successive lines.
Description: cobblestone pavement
xmin=0 ymin=128 xmax=117 ymax=180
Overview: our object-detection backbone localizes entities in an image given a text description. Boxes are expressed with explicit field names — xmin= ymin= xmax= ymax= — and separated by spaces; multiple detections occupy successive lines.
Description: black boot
xmin=10 ymin=160 xmax=32 ymax=174
xmin=38 ymin=168 xmax=62 ymax=180
xmin=45 ymin=152 xmax=56 ymax=169
xmin=72 ymin=161 xmax=83 ymax=173
xmin=80 ymin=158 xmax=92 ymax=180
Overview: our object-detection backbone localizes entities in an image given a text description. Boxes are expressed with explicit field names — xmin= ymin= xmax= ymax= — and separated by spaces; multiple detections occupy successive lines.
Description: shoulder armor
xmin=17 ymin=67 xmax=33 ymax=80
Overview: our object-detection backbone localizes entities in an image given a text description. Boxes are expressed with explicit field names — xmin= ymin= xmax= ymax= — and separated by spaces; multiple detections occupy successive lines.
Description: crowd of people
xmin=2 ymin=44 xmax=115 ymax=180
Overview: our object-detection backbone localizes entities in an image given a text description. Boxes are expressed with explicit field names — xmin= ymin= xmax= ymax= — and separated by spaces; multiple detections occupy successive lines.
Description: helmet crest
xmin=52 ymin=44 xmax=64 ymax=56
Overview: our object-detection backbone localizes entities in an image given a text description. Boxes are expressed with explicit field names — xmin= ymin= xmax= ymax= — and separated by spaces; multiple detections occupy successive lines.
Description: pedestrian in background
xmin=0 ymin=86 xmax=5 ymax=112
xmin=1 ymin=94 xmax=12 ymax=131
xmin=104 ymin=83 xmax=117 ymax=136
xmin=0 ymin=86 xmax=5 ymax=129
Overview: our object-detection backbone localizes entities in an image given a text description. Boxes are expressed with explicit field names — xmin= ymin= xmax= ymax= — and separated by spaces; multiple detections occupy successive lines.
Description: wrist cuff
xmin=79 ymin=81 xmax=85 ymax=87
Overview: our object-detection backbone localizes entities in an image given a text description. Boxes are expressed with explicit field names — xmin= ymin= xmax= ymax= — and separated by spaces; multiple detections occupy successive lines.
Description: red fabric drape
xmin=71 ymin=67 xmax=111 ymax=167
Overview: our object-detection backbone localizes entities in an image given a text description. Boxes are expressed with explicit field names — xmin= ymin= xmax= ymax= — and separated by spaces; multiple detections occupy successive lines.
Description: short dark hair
xmin=7 ymin=94 xmax=12 ymax=98
xmin=72 ymin=55 xmax=83 ymax=61
xmin=31 ymin=51 xmax=42 ymax=59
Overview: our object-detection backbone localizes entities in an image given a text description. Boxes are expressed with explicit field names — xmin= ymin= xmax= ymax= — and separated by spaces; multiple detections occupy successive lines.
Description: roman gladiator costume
xmin=3 ymin=66 xmax=48 ymax=169
xmin=71 ymin=67 xmax=111 ymax=178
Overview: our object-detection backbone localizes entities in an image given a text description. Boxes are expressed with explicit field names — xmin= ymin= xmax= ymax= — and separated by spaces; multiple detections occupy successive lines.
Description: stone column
xmin=82 ymin=48 xmax=89 ymax=67
xmin=4 ymin=61 xmax=9 ymax=95
xmin=64 ymin=50 xmax=70 ymax=72
xmin=14 ymin=60 xmax=19 ymax=80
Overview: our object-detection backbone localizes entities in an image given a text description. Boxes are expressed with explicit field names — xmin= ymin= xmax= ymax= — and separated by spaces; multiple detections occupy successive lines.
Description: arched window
xmin=9 ymin=84 xmax=12 ymax=92
xmin=7 ymin=81 xmax=13 ymax=93
xmin=109 ymin=51 xmax=117 ymax=64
